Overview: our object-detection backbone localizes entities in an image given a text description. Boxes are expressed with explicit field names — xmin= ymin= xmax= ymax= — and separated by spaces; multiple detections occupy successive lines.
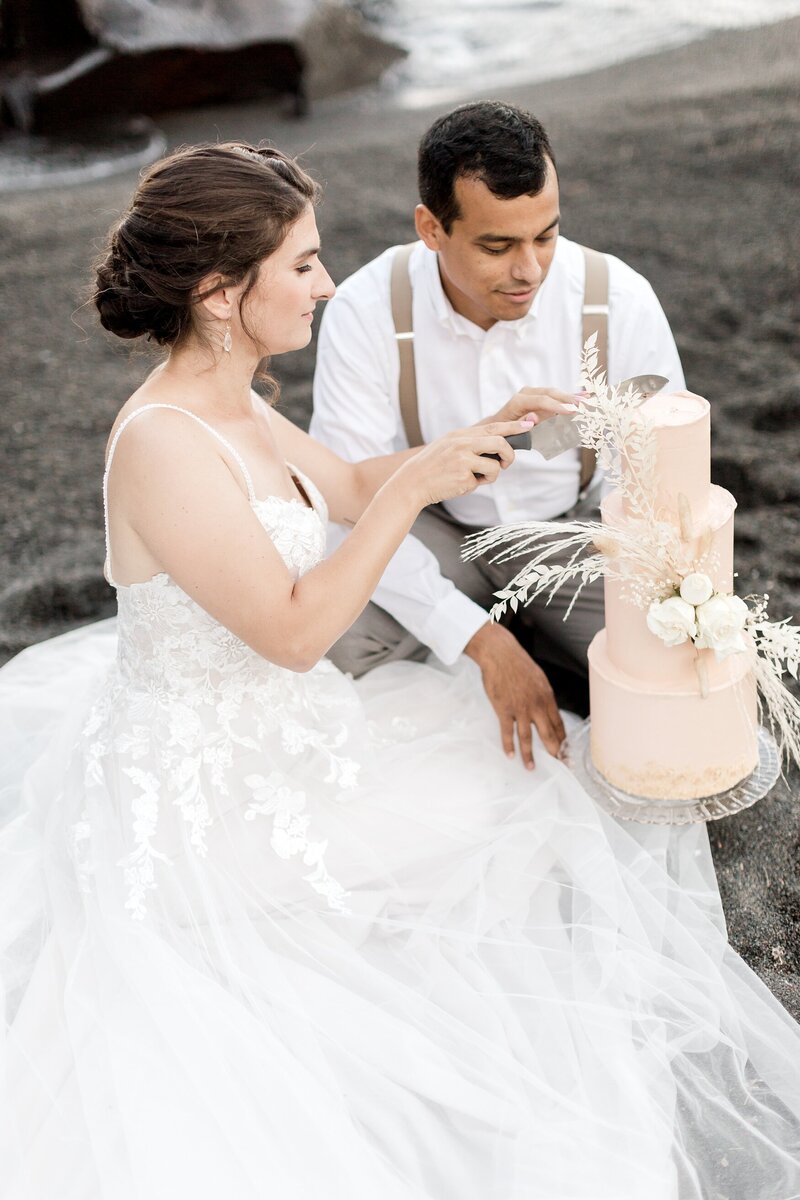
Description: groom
xmin=310 ymin=100 xmax=685 ymax=767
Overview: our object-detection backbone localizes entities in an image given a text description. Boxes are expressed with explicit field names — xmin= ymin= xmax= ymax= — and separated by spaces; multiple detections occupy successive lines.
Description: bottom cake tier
xmin=587 ymin=631 xmax=759 ymax=801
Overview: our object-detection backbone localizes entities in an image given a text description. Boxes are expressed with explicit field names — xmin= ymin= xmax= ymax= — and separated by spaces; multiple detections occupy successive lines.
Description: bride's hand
xmin=395 ymin=419 xmax=535 ymax=509
xmin=488 ymin=386 xmax=578 ymax=426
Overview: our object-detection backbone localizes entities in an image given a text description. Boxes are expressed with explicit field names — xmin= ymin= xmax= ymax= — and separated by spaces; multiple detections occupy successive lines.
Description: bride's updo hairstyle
xmin=94 ymin=142 xmax=319 ymax=348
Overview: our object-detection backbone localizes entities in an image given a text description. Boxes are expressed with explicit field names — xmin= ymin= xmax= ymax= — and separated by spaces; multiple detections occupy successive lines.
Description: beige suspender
xmin=390 ymin=243 xmax=423 ymax=449
xmin=390 ymin=242 xmax=608 ymax=493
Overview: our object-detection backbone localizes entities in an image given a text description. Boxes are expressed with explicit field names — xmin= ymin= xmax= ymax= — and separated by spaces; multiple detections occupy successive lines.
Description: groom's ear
xmin=415 ymin=204 xmax=445 ymax=251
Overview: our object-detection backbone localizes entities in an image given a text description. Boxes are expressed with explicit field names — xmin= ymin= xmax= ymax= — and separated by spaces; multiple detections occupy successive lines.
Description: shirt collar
xmin=417 ymin=242 xmax=547 ymax=342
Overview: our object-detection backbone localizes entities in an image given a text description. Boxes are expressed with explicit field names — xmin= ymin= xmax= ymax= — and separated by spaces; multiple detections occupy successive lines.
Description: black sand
xmin=1 ymin=19 xmax=799 ymax=1011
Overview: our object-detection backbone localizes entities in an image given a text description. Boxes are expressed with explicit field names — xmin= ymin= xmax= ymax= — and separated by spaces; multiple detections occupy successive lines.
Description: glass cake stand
xmin=560 ymin=720 xmax=781 ymax=825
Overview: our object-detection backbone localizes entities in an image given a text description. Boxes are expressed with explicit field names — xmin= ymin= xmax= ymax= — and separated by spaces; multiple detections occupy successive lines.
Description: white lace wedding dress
xmin=1 ymin=407 xmax=799 ymax=1199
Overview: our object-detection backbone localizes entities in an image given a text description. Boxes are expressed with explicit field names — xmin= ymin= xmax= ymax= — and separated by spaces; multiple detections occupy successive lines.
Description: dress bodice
xmin=115 ymin=486 xmax=328 ymax=694
xmin=104 ymin=402 xmax=330 ymax=696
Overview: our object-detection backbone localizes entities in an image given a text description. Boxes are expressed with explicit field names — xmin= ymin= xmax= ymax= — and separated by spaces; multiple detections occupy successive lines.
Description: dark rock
xmin=301 ymin=2 xmax=406 ymax=100
xmin=1 ymin=43 xmax=307 ymax=134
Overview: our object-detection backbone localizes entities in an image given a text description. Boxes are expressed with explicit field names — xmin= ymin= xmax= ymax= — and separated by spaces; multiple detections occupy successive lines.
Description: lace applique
xmin=244 ymin=771 xmax=349 ymax=912
xmin=79 ymin=487 xmax=358 ymax=920
xmin=252 ymin=497 xmax=325 ymax=578
xmin=68 ymin=808 xmax=93 ymax=895
xmin=120 ymin=766 xmax=172 ymax=920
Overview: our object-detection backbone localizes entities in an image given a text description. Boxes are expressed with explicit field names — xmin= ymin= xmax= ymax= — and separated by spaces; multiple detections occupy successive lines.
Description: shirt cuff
xmin=420 ymin=590 xmax=491 ymax=666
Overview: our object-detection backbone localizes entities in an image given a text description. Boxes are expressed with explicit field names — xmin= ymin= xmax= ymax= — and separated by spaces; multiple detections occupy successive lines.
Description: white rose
xmin=646 ymin=596 xmax=698 ymax=647
xmin=679 ymin=572 xmax=714 ymax=606
xmin=695 ymin=594 xmax=749 ymax=659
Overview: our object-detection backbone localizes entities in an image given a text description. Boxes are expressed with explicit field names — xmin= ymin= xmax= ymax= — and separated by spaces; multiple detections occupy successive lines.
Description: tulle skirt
xmin=1 ymin=620 xmax=799 ymax=1199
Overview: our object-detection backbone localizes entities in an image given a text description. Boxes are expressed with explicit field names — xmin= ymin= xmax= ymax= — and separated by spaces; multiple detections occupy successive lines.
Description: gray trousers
xmin=329 ymin=498 xmax=604 ymax=696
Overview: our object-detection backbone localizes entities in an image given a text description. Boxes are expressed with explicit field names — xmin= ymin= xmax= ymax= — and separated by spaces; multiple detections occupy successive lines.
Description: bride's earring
xmin=223 ymin=320 xmax=232 ymax=354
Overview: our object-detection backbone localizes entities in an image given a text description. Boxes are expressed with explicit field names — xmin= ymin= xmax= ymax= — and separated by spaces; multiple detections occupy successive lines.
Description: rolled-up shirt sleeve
xmin=311 ymin=279 xmax=490 ymax=665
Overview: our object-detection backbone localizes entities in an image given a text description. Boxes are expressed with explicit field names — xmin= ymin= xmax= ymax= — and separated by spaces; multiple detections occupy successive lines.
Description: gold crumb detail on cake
xmin=590 ymin=747 xmax=758 ymax=801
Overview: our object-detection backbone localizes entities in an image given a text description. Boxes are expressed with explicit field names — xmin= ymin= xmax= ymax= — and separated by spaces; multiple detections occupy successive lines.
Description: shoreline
xmin=377 ymin=10 xmax=800 ymax=114
xmin=0 ymin=16 xmax=799 ymax=1012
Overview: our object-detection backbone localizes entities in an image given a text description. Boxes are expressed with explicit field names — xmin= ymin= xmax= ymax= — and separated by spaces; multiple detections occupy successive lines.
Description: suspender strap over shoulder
xmin=580 ymin=245 xmax=609 ymax=375
xmin=390 ymin=242 xmax=423 ymax=448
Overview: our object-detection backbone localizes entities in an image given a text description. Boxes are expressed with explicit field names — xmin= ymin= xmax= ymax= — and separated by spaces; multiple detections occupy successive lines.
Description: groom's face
xmin=415 ymin=162 xmax=560 ymax=330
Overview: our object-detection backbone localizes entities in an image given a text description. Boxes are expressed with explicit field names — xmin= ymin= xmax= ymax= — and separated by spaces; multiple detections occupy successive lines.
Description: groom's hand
xmin=464 ymin=622 xmax=565 ymax=770
xmin=489 ymin=386 xmax=578 ymax=426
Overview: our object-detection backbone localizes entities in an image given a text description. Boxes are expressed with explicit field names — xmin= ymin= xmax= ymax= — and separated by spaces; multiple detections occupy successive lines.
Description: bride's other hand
xmin=394 ymin=418 xmax=535 ymax=507
xmin=488 ymin=386 xmax=578 ymax=426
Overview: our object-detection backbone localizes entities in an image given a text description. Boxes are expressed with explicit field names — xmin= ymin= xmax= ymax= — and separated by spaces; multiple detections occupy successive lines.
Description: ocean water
xmin=355 ymin=0 xmax=800 ymax=104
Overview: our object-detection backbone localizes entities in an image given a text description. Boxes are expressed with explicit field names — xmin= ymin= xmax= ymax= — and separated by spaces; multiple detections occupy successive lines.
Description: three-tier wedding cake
xmin=587 ymin=391 xmax=759 ymax=800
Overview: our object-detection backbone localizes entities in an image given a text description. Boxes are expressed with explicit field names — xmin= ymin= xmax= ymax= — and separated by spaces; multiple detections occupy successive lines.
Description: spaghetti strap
xmin=102 ymin=403 xmax=257 ymax=587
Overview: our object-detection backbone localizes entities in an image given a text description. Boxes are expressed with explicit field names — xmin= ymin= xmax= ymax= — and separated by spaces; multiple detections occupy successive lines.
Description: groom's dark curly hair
xmin=418 ymin=101 xmax=555 ymax=233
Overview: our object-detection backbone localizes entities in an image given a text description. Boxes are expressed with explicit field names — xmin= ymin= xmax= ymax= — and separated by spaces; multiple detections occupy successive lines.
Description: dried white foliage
xmin=575 ymin=332 xmax=659 ymax=523
xmin=746 ymin=597 xmax=800 ymax=767
xmin=466 ymin=517 xmax=680 ymax=623
xmin=464 ymin=343 xmax=690 ymax=617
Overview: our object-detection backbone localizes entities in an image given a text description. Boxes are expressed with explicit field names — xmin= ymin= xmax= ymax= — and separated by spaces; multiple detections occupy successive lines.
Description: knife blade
xmin=521 ymin=373 xmax=669 ymax=460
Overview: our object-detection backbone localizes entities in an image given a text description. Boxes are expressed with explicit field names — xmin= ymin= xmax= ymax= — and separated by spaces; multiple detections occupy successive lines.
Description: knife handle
xmin=505 ymin=431 xmax=533 ymax=451
xmin=479 ymin=430 xmax=533 ymax=463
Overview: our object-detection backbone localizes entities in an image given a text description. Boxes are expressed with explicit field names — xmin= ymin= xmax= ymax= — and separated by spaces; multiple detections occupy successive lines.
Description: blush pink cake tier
xmin=587 ymin=391 xmax=759 ymax=801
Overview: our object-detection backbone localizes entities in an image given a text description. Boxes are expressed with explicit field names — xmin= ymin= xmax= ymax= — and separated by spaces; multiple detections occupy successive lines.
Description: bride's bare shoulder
xmin=106 ymin=370 xmax=205 ymax=464
xmin=105 ymin=399 xmax=224 ymax=504
xmin=107 ymin=366 xmax=168 ymax=444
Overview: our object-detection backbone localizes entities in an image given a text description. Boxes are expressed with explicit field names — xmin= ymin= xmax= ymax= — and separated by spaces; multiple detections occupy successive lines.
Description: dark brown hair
xmin=94 ymin=142 xmax=320 ymax=350
xmin=418 ymin=102 xmax=555 ymax=234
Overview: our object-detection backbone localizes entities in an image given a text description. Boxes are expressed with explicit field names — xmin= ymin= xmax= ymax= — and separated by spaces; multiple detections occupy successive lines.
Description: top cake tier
xmin=625 ymin=390 xmax=710 ymax=525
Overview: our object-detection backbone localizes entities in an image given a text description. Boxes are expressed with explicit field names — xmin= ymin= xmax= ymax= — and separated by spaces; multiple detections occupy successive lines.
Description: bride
xmin=1 ymin=142 xmax=799 ymax=1200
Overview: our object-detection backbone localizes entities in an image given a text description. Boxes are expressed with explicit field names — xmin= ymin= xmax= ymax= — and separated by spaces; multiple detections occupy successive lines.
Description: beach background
xmin=0 ymin=6 xmax=799 ymax=1010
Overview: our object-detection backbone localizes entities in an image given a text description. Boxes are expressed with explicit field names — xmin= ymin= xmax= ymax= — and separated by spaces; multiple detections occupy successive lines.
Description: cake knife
xmin=506 ymin=374 xmax=669 ymax=459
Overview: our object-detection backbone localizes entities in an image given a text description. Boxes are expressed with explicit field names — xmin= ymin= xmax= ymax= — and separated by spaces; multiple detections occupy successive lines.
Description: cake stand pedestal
xmin=560 ymin=721 xmax=780 ymax=825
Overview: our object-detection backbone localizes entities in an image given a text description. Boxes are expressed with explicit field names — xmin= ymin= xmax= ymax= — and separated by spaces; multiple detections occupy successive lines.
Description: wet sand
xmin=1 ymin=18 xmax=799 ymax=1010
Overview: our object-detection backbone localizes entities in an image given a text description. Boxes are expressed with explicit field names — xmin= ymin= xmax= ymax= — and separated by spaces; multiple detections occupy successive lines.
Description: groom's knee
xmin=327 ymin=603 xmax=429 ymax=679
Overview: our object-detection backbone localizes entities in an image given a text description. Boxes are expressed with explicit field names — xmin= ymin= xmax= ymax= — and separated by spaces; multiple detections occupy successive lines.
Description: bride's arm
xmin=109 ymin=409 xmax=529 ymax=672
xmin=268 ymin=408 xmax=421 ymax=525
xmin=268 ymin=394 xmax=574 ymax=525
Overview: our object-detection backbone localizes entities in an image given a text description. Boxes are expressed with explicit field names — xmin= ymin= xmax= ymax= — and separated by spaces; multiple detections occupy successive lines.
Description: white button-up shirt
xmin=311 ymin=235 xmax=685 ymax=665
